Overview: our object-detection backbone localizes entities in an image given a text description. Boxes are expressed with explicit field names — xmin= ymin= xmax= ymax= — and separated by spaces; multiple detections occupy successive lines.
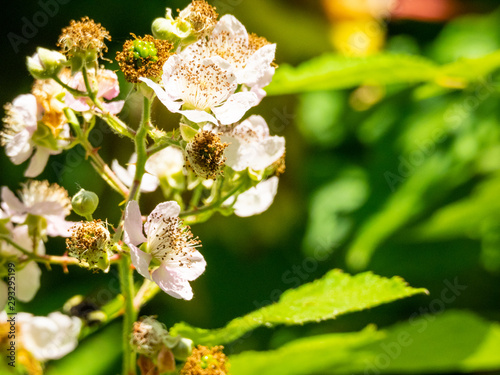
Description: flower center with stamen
xmin=185 ymin=131 xmax=228 ymax=179
xmin=174 ymin=59 xmax=234 ymax=110
xmin=147 ymin=213 xmax=201 ymax=267
xmin=20 ymin=180 xmax=72 ymax=216
xmin=0 ymin=103 xmax=26 ymax=146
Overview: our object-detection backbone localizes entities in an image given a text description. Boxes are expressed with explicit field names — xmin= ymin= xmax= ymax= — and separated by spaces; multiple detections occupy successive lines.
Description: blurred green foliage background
xmin=2 ymin=0 xmax=500 ymax=373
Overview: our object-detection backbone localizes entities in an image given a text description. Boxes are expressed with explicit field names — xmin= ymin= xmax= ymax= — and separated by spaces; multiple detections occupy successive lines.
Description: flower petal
xmin=164 ymin=249 xmax=206 ymax=281
xmin=144 ymin=201 xmax=181 ymax=238
xmin=17 ymin=261 xmax=41 ymax=302
xmin=24 ymin=147 xmax=51 ymax=178
xmin=5 ymin=130 xmax=33 ymax=164
xmin=177 ymin=109 xmax=218 ymax=124
xmin=233 ymin=177 xmax=279 ymax=217
xmin=152 ymin=266 xmax=194 ymax=300
xmin=102 ymin=100 xmax=125 ymax=115
xmin=139 ymin=77 xmax=182 ymax=114
xmin=238 ymin=44 xmax=276 ymax=87
xmin=212 ymin=91 xmax=259 ymax=125
xmin=112 ymin=159 xmax=134 ymax=188
xmin=213 ymin=15 xmax=248 ymax=42
xmin=45 ymin=216 xmax=73 ymax=237
xmin=1 ymin=187 xmax=25 ymax=215
xmin=129 ymin=244 xmax=153 ymax=281
xmin=124 ymin=201 xmax=147 ymax=246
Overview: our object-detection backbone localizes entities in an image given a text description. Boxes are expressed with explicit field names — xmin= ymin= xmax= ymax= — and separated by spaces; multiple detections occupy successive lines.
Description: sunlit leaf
xmin=230 ymin=310 xmax=500 ymax=375
xmin=170 ymin=269 xmax=427 ymax=345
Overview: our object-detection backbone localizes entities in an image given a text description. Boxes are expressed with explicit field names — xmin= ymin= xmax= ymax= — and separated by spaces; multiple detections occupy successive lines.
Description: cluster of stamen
xmin=66 ymin=220 xmax=110 ymax=269
xmin=0 ymin=103 xmax=25 ymax=146
xmin=57 ymin=17 xmax=111 ymax=59
xmin=186 ymin=131 xmax=228 ymax=179
xmin=175 ymin=58 xmax=234 ymax=109
xmin=147 ymin=213 xmax=201 ymax=267
xmin=131 ymin=317 xmax=169 ymax=357
xmin=20 ymin=180 xmax=72 ymax=216
xmin=116 ymin=34 xmax=173 ymax=83
xmin=180 ymin=345 xmax=229 ymax=375
xmin=179 ymin=0 xmax=219 ymax=37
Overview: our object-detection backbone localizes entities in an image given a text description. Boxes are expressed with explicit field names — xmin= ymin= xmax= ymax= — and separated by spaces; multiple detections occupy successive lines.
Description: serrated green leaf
xmin=170 ymin=269 xmax=427 ymax=345
xmin=266 ymin=54 xmax=439 ymax=96
xmin=266 ymin=50 xmax=500 ymax=96
xmin=230 ymin=310 xmax=500 ymax=375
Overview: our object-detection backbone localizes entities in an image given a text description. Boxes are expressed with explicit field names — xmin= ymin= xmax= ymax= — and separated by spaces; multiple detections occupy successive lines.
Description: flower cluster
xmin=0 ymin=1 xmax=284 ymax=371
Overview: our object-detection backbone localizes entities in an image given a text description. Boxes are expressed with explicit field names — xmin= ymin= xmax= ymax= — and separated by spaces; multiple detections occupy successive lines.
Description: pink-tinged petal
xmin=152 ymin=266 xmax=193 ymax=300
xmin=178 ymin=109 xmax=218 ymax=124
xmin=1 ymin=187 xmax=25 ymax=215
xmin=144 ymin=201 xmax=181 ymax=238
xmin=238 ymin=44 xmax=276 ymax=87
xmin=212 ymin=91 xmax=259 ymax=125
xmin=0 ymin=282 xmax=7 ymax=311
xmin=97 ymin=70 xmax=120 ymax=99
xmin=5 ymin=130 xmax=33 ymax=164
xmin=24 ymin=147 xmax=50 ymax=178
xmin=213 ymin=15 xmax=248 ymax=42
xmin=16 ymin=261 xmax=41 ymax=302
xmin=164 ymin=249 xmax=206 ymax=281
xmin=112 ymin=159 xmax=134 ymax=188
xmin=139 ymin=77 xmax=182 ymax=114
xmin=12 ymin=94 xmax=38 ymax=129
xmin=124 ymin=201 xmax=147 ymax=246
xmin=129 ymin=244 xmax=152 ymax=280
xmin=65 ymin=92 xmax=91 ymax=112
xmin=102 ymin=100 xmax=124 ymax=115
xmin=45 ymin=216 xmax=73 ymax=237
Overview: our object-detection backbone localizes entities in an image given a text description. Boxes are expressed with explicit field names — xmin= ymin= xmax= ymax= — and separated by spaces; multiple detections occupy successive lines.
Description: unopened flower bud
xmin=172 ymin=337 xmax=194 ymax=360
xmin=27 ymin=48 xmax=67 ymax=80
xmin=131 ymin=317 xmax=170 ymax=357
xmin=71 ymin=189 xmax=99 ymax=217
xmin=151 ymin=14 xmax=190 ymax=43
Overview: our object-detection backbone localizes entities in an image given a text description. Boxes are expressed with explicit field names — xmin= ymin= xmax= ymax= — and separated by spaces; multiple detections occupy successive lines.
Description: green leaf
xmin=266 ymin=50 xmax=500 ymax=96
xmin=170 ymin=269 xmax=427 ymax=345
xmin=230 ymin=310 xmax=500 ymax=375
xmin=265 ymin=54 xmax=439 ymax=95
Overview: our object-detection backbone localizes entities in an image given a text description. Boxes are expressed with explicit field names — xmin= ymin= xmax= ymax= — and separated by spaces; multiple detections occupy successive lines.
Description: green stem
xmin=118 ymin=254 xmax=136 ymax=375
xmin=80 ymin=137 xmax=129 ymax=198
xmin=52 ymin=75 xmax=88 ymax=97
xmin=115 ymin=96 xmax=151 ymax=375
xmin=180 ymin=181 xmax=245 ymax=218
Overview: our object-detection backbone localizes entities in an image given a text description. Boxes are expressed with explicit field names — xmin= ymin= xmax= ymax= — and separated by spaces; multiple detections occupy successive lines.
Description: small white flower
xmin=140 ymin=52 xmax=258 ymax=125
xmin=220 ymin=115 xmax=285 ymax=172
xmin=124 ymin=201 xmax=206 ymax=300
xmin=185 ymin=15 xmax=276 ymax=100
xmin=145 ymin=146 xmax=185 ymax=189
xmin=231 ymin=177 xmax=279 ymax=217
xmin=112 ymin=153 xmax=160 ymax=193
xmin=1 ymin=180 xmax=73 ymax=237
xmin=8 ymin=311 xmax=82 ymax=362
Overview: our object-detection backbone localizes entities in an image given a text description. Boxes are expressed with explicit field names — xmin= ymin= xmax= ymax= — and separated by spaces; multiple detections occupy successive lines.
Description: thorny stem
xmin=116 ymin=96 xmax=151 ymax=375
xmin=81 ymin=65 xmax=136 ymax=139
xmin=80 ymin=137 xmax=129 ymax=198
xmin=0 ymin=234 xmax=120 ymax=268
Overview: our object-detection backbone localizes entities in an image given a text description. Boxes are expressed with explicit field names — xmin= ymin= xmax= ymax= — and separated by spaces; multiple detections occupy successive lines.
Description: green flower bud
xmin=151 ymin=10 xmax=191 ymax=44
xmin=26 ymin=47 xmax=66 ymax=80
xmin=71 ymin=189 xmax=99 ymax=217
xmin=171 ymin=337 xmax=193 ymax=361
